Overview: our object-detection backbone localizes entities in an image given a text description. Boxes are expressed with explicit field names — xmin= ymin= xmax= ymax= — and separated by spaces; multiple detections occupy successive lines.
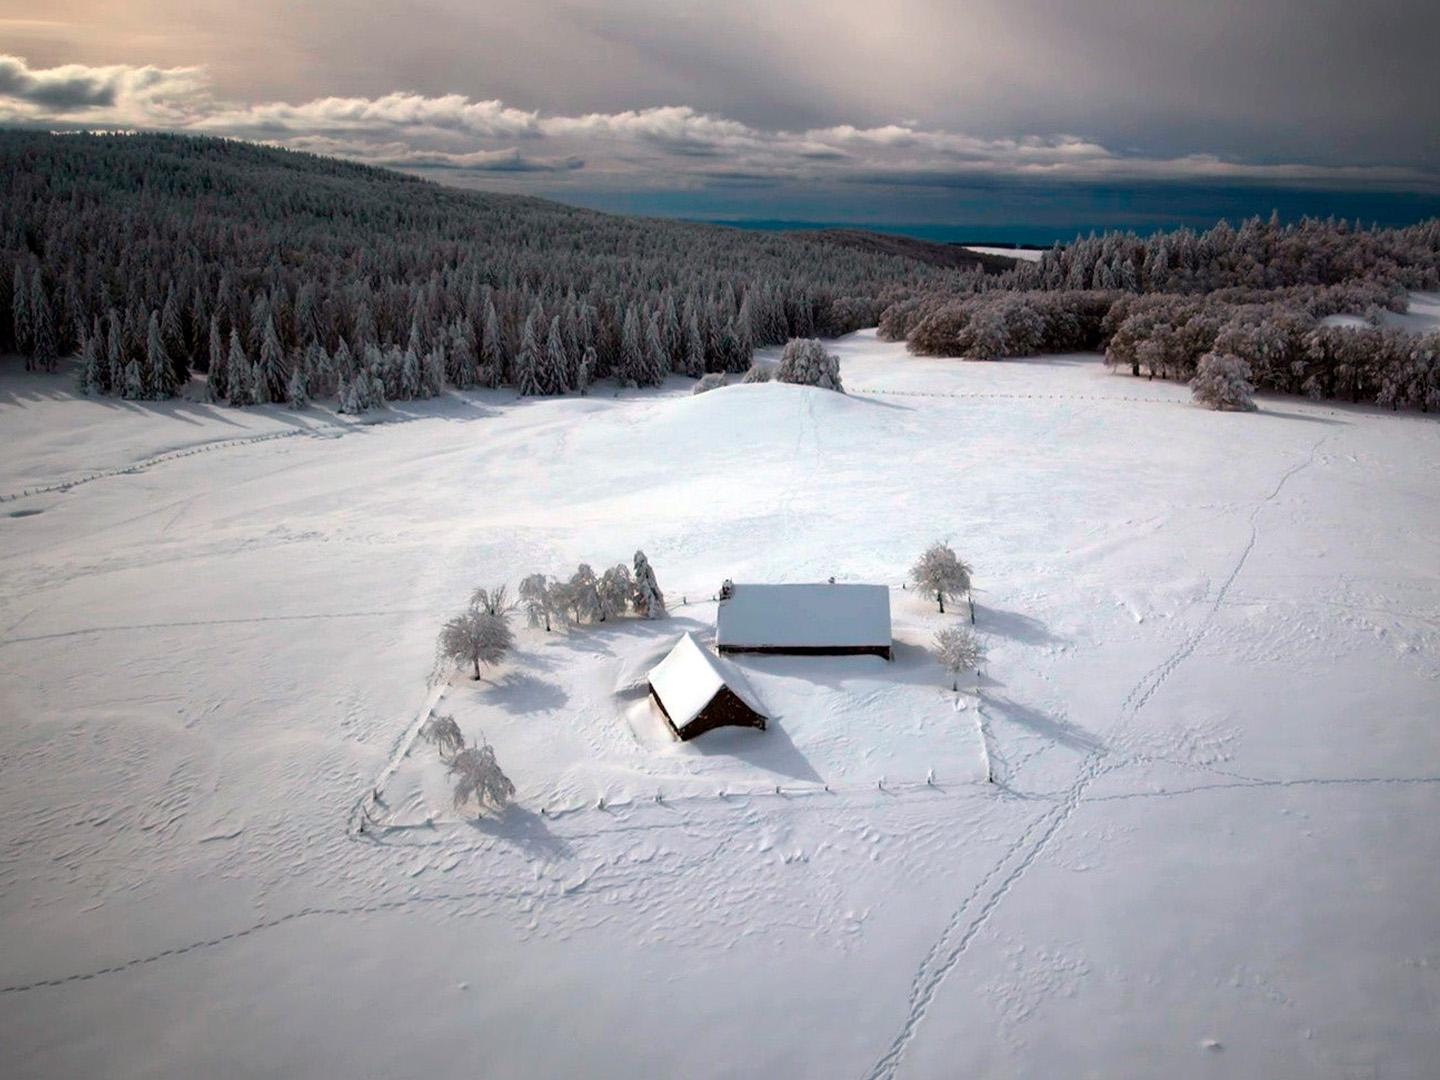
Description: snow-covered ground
xmin=963 ymin=245 xmax=1047 ymax=262
xmin=2 ymin=332 xmax=1438 ymax=1079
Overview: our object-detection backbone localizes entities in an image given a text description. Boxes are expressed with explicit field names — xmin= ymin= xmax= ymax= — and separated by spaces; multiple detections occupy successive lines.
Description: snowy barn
xmin=716 ymin=582 xmax=893 ymax=660
xmin=648 ymin=633 xmax=767 ymax=741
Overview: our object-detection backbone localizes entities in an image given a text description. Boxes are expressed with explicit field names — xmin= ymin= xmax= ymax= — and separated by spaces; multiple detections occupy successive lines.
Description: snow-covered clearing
xmin=963 ymin=245 xmax=1047 ymax=262
xmin=1 ymin=331 xmax=1438 ymax=1078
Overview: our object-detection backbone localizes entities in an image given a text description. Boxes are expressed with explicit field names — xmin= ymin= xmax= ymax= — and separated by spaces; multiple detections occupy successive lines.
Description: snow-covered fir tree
xmin=631 ymin=550 xmax=666 ymax=619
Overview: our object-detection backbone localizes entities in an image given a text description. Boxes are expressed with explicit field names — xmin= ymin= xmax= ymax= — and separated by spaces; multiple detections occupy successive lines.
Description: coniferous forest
xmin=0 ymin=130 xmax=961 ymax=408
xmin=4 ymin=129 xmax=1440 ymax=411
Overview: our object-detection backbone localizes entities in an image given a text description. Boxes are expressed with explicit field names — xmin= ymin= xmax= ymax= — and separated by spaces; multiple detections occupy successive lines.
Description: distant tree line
xmin=0 ymin=131 xmax=961 ymax=406
xmin=879 ymin=215 xmax=1440 ymax=410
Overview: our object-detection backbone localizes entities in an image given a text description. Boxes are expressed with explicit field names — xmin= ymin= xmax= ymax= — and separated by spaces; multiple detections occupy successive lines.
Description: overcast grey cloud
xmin=1 ymin=0 xmax=1436 ymax=232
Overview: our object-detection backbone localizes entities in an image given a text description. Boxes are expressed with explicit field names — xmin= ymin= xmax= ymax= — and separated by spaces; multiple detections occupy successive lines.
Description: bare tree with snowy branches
xmin=911 ymin=542 xmax=974 ymax=620
xmin=448 ymin=738 xmax=515 ymax=816
xmin=436 ymin=605 xmax=514 ymax=681
xmin=934 ymin=625 xmax=985 ymax=691
xmin=419 ymin=713 xmax=465 ymax=758
xmin=1190 ymin=352 xmax=1258 ymax=411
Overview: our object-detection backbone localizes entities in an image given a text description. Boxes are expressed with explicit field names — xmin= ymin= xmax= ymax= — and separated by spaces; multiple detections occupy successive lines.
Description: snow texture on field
xmin=1 ymin=327 xmax=1439 ymax=1079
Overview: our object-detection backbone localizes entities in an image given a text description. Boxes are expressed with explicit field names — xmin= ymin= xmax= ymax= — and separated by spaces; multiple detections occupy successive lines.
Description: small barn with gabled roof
xmin=648 ymin=633 xmax=767 ymax=741
xmin=716 ymin=582 xmax=893 ymax=660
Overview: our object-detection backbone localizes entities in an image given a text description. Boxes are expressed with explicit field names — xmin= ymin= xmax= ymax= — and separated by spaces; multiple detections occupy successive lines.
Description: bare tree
xmin=436 ymin=607 xmax=514 ymax=680
xmin=419 ymin=713 xmax=465 ymax=757
xmin=469 ymin=584 xmax=512 ymax=617
xmin=911 ymin=542 xmax=974 ymax=619
xmin=448 ymin=738 xmax=515 ymax=816
xmin=934 ymin=625 xmax=985 ymax=691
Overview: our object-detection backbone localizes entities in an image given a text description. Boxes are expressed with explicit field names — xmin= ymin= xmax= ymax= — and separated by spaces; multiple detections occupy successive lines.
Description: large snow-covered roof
xmin=648 ymin=633 xmax=764 ymax=729
xmin=716 ymin=583 xmax=892 ymax=650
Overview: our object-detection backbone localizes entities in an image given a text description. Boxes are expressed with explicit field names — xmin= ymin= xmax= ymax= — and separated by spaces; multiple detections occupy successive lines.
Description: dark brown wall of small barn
xmin=676 ymin=687 xmax=767 ymax=741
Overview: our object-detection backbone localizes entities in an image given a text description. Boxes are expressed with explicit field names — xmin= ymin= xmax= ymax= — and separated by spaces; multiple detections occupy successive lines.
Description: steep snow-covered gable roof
xmin=648 ymin=633 xmax=764 ymax=729
xmin=716 ymin=583 xmax=892 ymax=650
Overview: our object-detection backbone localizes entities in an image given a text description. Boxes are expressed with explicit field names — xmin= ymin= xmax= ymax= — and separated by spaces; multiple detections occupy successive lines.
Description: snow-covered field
xmin=2 ymin=331 xmax=1438 ymax=1078
xmin=963 ymin=245 xmax=1047 ymax=262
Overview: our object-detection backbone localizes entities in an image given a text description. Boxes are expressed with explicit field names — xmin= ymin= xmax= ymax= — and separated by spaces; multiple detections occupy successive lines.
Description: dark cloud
xmin=0 ymin=54 xmax=116 ymax=108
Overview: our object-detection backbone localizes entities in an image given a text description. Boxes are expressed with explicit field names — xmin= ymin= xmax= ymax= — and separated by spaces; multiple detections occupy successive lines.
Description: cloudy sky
xmin=2 ymin=1 xmax=1437 ymax=239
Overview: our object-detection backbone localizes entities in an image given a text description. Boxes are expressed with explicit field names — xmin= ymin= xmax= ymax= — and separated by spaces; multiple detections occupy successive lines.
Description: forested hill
xmin=794 ymin=230 xmax=1019 ymax=273
xmin=0 ymin=130 xmax=966 ymax=406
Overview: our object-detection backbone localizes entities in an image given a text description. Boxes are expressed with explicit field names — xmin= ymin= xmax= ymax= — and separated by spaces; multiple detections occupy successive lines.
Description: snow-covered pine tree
xmin=226 ymin=330 xmax=251 ymax=405
xmin=662 ymin=292 xmax=681 ymax=359
xmin=632 ymin=550 xmax=666 ymax=619
xmin=105 ymin=307 xmax=124 ymax=390
xmin=683 ymin=305 xmax=706 ymax=377
xmin=448 ymin=318 xmax=477 ymax=388
xmin=76 ymin=325 xmax=103 ymax=394
xmin=30 ymin=269 xmax=56 ymax=373
xmin=422 ymin=344 xmax=446 ymax=397
xmin=544 ymin=316 xmax=570 ymax=394
xmin=735 ymin=294 xmax=755 ymax=364
xmin=577 ymin=344 xmax=595 ymax=396
xmin=206 ymin=315 xmax=227 ymax=401
xmin=259 ymin=316 xmax=286 ymax=402
xmin=399 ymin=341 xmax=421 ymax=399
xmin=11 ymin=263 xmax=30 ymax=360
xmin=249 ymin=356 xmax=269 ymax=406
xmin=122 ymin=356 xmax=144 ymax=400
xmin=514 ymin=309 xmax=543 ymax=396
xmin=146 ymin=310 xmax=176 ymax=399
xmin=481 ymin=296 xmax=504 ymax=387
xmin=620 ymin=305 xmax=646 ymax=387
xmin=643 ymin=311 xmax=668 ymax=385
xmin=286 ymin=362 xmax=309 ymax=408
xmin=328 ymin=339 xmax=351 ymax=382
xmin=160 ymin=285 xmax=186 ymax=383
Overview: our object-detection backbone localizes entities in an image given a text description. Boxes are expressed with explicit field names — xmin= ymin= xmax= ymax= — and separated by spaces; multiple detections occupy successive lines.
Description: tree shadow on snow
xmin=1254 ymin=406 xmax=1350 ymax=426
xmin=982 ymin=692 xmax=1105 ymax=755
xmin=687 ymin=717 xmax=824 ymax=784
xmin=466 ymin=804 xmax=572 ymax=860
xmin=976 ymin=604 xmax=1067 ymax=646
xmin=538 ymin=615 xmax=712 ymax=659
xmin=481 ymin=671 xmax=568 ymax=714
